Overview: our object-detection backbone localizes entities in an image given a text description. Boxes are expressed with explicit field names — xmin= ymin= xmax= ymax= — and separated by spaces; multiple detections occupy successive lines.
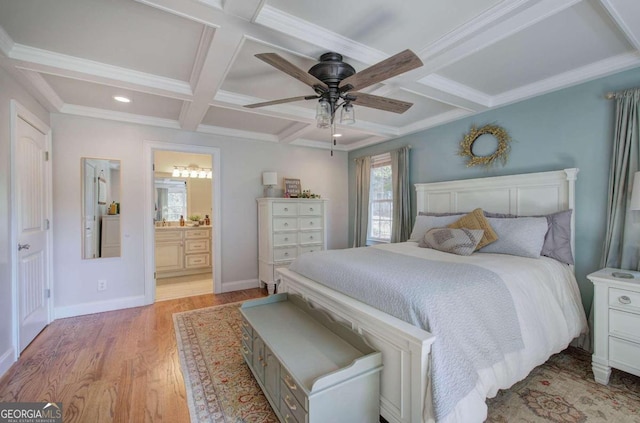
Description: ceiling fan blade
xmin=255 ymin=53 xmax=327 ymax=89
xmin=244 ymin=95 xmax=316 ymax=109
xmin=350 ymin=92 xmax=413 ymax=114
xmin=339 ymin=49 xmax=423 ymax=91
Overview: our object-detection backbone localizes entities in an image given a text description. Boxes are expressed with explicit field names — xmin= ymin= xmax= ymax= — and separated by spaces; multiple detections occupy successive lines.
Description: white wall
xmin=0 ymin=66 xmax=50 ymax=376
xmin=51 ymin=114 xmax=349 ymax=316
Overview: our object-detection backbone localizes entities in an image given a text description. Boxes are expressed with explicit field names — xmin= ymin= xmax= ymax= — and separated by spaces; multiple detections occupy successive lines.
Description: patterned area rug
xmin=174 ymin=302 xmax=640 ymax=423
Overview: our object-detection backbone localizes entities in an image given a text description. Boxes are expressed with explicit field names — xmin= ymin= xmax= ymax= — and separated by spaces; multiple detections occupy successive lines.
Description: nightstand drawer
xmin=609 ymin=336 xmax=640 ymax=371
xmin=610 ymin=309 xmax=640 ymax=343
xmin=609 ymin=287 xmax=640 ymax=313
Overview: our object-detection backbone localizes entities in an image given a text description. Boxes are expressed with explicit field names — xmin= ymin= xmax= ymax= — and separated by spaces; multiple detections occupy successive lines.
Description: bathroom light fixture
xmin=113 ymin=95 xmax=131 ymax=103
xmin=172 ymin=165 xmax=213 ymax=179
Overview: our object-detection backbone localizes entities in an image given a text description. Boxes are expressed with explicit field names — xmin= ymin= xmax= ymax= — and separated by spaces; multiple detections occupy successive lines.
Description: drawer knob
xmin=310 ymin=236 xmax=314 ymax=239
xmin=242 ymin=333 xmax=249 ymax=341
xmin=284 ymin=395 xmax=297 ymax=411
xmin=310 ymin=208 xmax=314 ymax=211
xmin=284 ymin=223 xmax=288 ymax=227
xmin=242 ymin=346 xmax=249 ymax=354
xmin=310 ymin=221 xmax=314 ymax=225
xmin=284 ymin=252 xmax=289 ymax=256
xmin=619 ymin=295 xmax=631 ymax=305
xmin=284 ymin=237 xmax=288 ymax=241
xmin=284 ymin=374 xmax=297 ymax=390
xmin=284 ymin=207 xmax=288 ymax=211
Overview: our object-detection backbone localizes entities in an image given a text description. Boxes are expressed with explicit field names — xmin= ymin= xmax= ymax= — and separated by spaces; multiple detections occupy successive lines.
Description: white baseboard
xmin=54 ymin=295 xmax=147 ymax=319
xmin=221 ymin=278 xmax=260 ymax=293
xmin=0 ymin=346 xmax=16 ymax=380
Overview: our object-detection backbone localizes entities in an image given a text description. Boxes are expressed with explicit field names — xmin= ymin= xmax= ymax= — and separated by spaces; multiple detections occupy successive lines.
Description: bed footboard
xmin=277 ymin=268 xmax=436 ymax=423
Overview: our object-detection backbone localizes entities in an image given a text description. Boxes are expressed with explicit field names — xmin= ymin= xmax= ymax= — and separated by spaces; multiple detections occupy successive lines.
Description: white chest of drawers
xmin=588 ymin=268 xmax=640 ymax=384
xmin=240 ymin=294 xmax=382 ymax=423
xmin=257 ymin=198 xmax=327 ymax=294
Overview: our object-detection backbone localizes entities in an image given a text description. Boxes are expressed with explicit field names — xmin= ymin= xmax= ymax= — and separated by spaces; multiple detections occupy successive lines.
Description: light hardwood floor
xmin=0 ymin=288 xmax=267 ymax=423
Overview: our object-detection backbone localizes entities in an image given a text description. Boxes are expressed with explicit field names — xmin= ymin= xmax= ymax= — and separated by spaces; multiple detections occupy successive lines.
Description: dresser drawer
xmin=274 ymin=233 xmax=297 ymax=246
xmin=241 ymin=341 xmax=252 ymax=363
xmin=241 ymin=327 xmax=253 ymax=350
xmin=281 ymin=368 xmax=307 ymax=411
xmin=185 ymin=239 xmax=210 ymax=254
xmin=299 ymin=231 xmax=322 ymax=244
xmin=298 ymin=217 xmax=322 ymax=230
xmin=185 ymin=253 xmax=210 ymax=269
xmin=273 ymin=202 xmax=297 ymax=216
xmin=299 ymin=245 xmax=323 ymax=255
xmin=280 ymin=380 xmax=306 ymax=423
xmin=610 ymin=309 xmax=640 ymax=343
xmin=609 ymin=336 xmax=640 ymax=371
xmin=609 ymin=287 xmax=640 ymax=313
xmin=185 ymin=229 xmax=210 ymax=239
xmin=156 ymin=230 xmax=183 ymax=241
xmin=274 ymin=217 xmax=297 ymax=231
xmin=274 ymin=247 xmax=297 ymax=262
xmin=297 ymin=202 xmax=323 ymax=216
xmin=240 ymin=316 xmax=253 ymax=338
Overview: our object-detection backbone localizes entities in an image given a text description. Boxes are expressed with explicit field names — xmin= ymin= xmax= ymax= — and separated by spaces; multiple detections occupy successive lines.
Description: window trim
xmin=367 ymin=152 xmax=392 ymax=244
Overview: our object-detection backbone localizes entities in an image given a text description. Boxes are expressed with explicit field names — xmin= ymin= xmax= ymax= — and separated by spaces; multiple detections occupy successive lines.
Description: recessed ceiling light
xmin=113 ymin=96 xmax=131 ymax=103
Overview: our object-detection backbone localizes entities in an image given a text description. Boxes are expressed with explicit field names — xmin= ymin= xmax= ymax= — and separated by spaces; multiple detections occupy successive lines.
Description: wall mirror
xmin=82 ymin=158 xmax=121 ymax=259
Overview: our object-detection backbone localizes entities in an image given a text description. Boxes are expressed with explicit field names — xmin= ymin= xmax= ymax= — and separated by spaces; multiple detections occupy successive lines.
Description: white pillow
xmin=419 ymin=228 xmax=485 ymax=256
xmin=408 ymin=215 xmax=464 ymax=241
xmin=478 ymin=217 xmax=548 ymax=258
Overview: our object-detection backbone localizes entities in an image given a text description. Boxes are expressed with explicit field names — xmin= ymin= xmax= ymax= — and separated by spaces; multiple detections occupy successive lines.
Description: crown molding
xmin=493 ymin=52 xmax=640 ymax=107
xmin=0 ymin=25 xmax=14 ymax=57
xmin=291 ymin=138 xmax=349 ymax=151
xmin=60 ymin=104 xmax=181 ymax=129
xmin=339 ymin=135 xmax=392 ymax=151
xmin=197 ymin=123 xmax=279 ymax=142
xmin=599 ymin=0 xmax=640 ymax=51
xmin=398 ymin=108 xmax=474 ymax=138
xmin=10 ymin=44 xmax=193 ymax=98
xmin=418 ymin=75 xmax=493 ymax=107
xmin=254 ymin=5 xmax=387 ymax=65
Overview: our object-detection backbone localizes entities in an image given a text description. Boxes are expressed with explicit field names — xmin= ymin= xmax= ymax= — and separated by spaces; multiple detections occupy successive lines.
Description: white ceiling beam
xmin=277 ymin=122 xmax=313 ymax=144
xmin=9 ymin=44 xmax=193 ymax=100
xmin=223 ymin=0 xmax=266 ymax=22
xmin=291 ymin=139 xmax=349 ymax=152
xmin=189 ymin=26 xmax=216 ymax=90
xmin=415 ymin=0 xmax=582 ymax=76
xmin=197 ymin=123 xmax=278 ymax=142
xmin=60 ymin=104 xmax=181 ymax=129
xmin=19 ymin=69 xmax=64 ymax=111
xmin=598 ymin=0 xmax=640 ymax=51
xmin=180 ymin=27 xmax=246 ymax=130
xmin=417 ymin=75 xmax=493 ymax=108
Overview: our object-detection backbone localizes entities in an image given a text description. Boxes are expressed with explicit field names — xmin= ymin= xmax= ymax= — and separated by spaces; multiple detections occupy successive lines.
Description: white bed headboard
xmin=415 ymin=168 xmax=578 ymax=258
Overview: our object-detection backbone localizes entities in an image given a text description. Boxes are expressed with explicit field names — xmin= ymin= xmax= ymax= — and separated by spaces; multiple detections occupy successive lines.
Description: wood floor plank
xmin=0 ymin=289 xmax=267 ymax=422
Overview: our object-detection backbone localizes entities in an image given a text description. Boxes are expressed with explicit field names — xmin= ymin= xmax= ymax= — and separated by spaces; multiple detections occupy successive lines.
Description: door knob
xmin=18 ymin=243 xmax=30 ymax=251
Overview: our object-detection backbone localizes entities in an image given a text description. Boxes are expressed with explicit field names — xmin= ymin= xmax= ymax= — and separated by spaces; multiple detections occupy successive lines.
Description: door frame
xmin=10 ymin=100 xmax=53 ymax=359
xmin=143 ymin=141 xmax=222 ymax=303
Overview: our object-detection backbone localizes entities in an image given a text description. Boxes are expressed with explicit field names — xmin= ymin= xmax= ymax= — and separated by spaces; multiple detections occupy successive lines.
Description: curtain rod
xmin=605 ymin=87 xmax=640 ymax=99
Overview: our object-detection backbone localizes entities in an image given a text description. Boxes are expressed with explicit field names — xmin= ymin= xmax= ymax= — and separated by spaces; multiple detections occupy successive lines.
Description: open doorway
xmin=153 ymin=151 xmax=213 ymax=301
xmin=143 ymin=142 xmax=221 ymax=304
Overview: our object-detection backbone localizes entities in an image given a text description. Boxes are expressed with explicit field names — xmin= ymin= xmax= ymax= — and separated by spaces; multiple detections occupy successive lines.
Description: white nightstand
xmin=587 ymin=268 xmax=640 ymax=384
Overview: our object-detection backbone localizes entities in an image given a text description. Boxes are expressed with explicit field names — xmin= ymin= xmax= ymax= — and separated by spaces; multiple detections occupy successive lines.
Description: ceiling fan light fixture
xmin=316 ymin=98 xmax=331 ymax=128
xmin=341 ymin=103 xmax=355 ymax=125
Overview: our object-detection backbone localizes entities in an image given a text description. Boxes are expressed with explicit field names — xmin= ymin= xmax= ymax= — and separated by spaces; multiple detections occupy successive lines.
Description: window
xmin=368 ymin=153 xmax=393 ymax=243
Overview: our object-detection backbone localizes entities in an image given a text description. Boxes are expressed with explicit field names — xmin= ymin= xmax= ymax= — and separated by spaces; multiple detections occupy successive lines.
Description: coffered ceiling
xmin=0 ymin=0 xmax=638 ymax=151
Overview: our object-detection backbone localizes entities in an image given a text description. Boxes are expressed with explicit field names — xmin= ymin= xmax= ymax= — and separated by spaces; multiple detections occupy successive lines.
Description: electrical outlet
xmin=97 ymin=279 xmax=107 ymax=291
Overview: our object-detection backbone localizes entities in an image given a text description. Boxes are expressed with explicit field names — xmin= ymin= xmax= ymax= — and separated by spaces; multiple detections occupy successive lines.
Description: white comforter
xmin=372 ymin=242 xmax=588 ymax=423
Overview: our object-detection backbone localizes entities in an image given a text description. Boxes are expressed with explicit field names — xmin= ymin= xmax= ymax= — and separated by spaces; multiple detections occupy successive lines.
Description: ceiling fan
xmin=244 ymin=50 xmax=424 ymax=128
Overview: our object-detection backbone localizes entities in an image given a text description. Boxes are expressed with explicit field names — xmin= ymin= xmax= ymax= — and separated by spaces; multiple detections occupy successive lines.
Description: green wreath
xmin=458 ymin=124 xmax=512 ymax=168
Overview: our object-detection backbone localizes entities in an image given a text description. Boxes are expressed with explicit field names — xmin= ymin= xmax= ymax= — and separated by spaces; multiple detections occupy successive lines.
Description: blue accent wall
xmin=348 ymin=67 xmax=640 ymax=311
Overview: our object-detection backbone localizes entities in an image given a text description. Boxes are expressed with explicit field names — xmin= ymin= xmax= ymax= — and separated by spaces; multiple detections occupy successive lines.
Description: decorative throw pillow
xmin=419 ymin=228 xmax=485 ymax=256
xmin=479 ymin=217 xmax=548 ymax=258
xmin=447 ymin=208 xmax=498 ymax=250
xmin=408 ymin=214 xmax=464 ymax=242
xmin=484 ymin=210 xmax=574 ymax=265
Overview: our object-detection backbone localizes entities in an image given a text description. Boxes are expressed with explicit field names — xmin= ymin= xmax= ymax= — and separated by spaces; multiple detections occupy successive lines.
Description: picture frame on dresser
xmin=283 ymin=178 xmax=301 ymax=198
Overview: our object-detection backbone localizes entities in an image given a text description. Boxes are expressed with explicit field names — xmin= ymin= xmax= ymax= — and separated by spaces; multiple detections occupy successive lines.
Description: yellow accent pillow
xmin=447 ymin=208 xmax=498 ymax=250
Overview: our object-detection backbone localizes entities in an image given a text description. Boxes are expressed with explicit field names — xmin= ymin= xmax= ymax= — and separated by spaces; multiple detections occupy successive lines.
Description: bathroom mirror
xmin=82 ymin=158 xmax=121 ymax=259
xmin=154 ymin=176 xmax=212 ymax=223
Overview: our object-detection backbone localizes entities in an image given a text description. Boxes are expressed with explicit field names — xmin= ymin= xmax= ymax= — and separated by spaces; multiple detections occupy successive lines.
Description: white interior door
xmin=16 ymin=116 xmax=50 ymax=352
xmin=82 ymin=161 xmax=97 ymax=259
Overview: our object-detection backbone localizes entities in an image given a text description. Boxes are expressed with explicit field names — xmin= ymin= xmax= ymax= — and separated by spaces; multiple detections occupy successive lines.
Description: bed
xmin=277 ymin=168 xmax=588 ymax=423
